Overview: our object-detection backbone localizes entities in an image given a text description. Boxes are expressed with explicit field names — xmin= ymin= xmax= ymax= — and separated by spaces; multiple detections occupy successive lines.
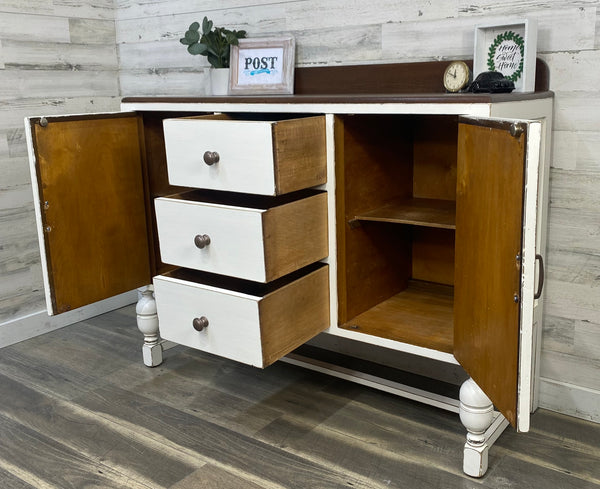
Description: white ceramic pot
xmin=210 ymin=68 xmax=230 ymax=96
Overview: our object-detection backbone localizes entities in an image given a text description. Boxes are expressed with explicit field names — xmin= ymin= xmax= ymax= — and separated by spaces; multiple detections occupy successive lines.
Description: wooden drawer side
xmin=272 ymin=116 xmax=327 ymax=194
xmin=262 ymin=192 xmax=329 ymax=281
xmin=259 ymin=265 xmax=330 ymax=367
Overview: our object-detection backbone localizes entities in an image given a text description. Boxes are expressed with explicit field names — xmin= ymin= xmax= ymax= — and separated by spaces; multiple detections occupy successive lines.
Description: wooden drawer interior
xmin=336 ymin=114 xmax=458 ymax=353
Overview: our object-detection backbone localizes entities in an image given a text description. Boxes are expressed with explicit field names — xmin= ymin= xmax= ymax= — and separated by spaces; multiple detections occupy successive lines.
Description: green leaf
xmin=180 ymin=37 xmax=191 ymax=45
xmin=184 ymin=29 xmax=200 ymax=44
xmin=206 ymin=45 xmax=220 ymax=57
xmin=189 ymin=21 xmax=200 ymax=31
xmin=188 ymin=42 xmax=208 ymax=55
xmin=202 ymin=16 xmax=213 ymax=35
xmin=224 ymin=32 xmax=235 ymax=44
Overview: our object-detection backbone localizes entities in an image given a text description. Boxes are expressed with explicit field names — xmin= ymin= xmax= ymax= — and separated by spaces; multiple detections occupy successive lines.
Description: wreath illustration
xmin=487 ymin=30 xmax=524 ymax=82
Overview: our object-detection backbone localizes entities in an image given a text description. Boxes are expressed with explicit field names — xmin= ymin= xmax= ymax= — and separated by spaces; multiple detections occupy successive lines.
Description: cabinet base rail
xmin=281 ymin=353 xmax=509 ymax=478
xmin=283 ymin=352 xmax=460 ymax=412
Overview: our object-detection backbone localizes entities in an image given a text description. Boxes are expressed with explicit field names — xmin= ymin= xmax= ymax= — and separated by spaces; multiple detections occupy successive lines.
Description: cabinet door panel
xmin=27 ymin=113 xmax=151 ymax=315
xmin=454 ymin=117 xmax=541 ymax=431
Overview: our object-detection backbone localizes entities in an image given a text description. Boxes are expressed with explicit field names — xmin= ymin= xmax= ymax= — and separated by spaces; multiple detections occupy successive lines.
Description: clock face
xmin=443 ymin=61 xmax=470 ymax=92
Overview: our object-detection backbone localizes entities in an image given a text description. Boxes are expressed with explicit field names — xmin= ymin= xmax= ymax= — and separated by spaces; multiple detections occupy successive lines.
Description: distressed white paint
xmin=323 ymin=114 xmax=339 ymax=342
xmin=136 ymin=285 xmax=163 ymax=367
xmin=24 ymin=115 xmax=55 ymax=316
xmin=153 ymin=274 xmax=265 ymax=367
xmin=518 ymin=119 xmax=542 ymax=432
xmin=155 ymin=197 xmax=268 ymax=282
xmin=489 ymin=98 xmax=554 ymax=414
xmin=163 ymin=118 xmax=278 ymax=194
xmin=459 ymin=378 xmax=495 ymax=477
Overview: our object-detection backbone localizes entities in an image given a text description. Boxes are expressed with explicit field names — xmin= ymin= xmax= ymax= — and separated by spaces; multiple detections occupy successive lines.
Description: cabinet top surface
xmin=121 ymin=92 xmax=554 ymax=116
xmin=123 ymin=92 xmax=553 ymax=106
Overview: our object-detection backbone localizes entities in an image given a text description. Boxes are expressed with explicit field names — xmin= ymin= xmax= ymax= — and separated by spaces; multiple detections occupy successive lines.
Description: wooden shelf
xmin=340 ymin=281 xmax=454 ymax=353
xmin=352 ymin=198 xmax=456 ymax=229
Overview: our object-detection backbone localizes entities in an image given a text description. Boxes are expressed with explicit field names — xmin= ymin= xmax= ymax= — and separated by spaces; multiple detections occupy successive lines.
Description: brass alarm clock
xmin=443 ymin=61 xmax=471 ymax=93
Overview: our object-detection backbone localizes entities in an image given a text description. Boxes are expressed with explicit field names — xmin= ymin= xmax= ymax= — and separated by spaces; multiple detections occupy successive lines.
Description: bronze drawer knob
xmin=203 ymin=151 xmax=220 ymax=165
xmin=192 ymin=316 xmax=209 ymax=331
xmin=194 ymin=234 xmax=211 ymax=249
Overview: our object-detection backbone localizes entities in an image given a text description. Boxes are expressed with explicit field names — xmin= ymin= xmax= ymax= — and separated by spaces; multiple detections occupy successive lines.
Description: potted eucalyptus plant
xmin=180 ymin=17 xmax=247 ymax=95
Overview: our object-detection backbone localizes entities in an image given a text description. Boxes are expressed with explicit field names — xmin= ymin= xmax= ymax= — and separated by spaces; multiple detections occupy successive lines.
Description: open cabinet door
xmin=454 ymin=117 xmax=541 ymax=432
xmin=26 ymin=113 xmax=152 ymax=315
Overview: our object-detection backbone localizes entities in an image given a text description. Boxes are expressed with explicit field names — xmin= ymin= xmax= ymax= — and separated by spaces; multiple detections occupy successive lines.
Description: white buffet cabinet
xmin=26 ymin=62 xmax=553 ymax=477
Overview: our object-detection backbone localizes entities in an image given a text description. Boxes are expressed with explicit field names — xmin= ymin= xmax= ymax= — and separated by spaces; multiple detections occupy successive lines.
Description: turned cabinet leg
xmin=136 ymin=285 xmax=163 ymax=367
xmin=459 ymin=377 xmax=495 ymax=477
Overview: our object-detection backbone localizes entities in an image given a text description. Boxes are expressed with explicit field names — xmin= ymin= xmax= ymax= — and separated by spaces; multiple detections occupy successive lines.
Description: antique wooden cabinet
xmin=26 ymin=62 xmax=553 ymax=477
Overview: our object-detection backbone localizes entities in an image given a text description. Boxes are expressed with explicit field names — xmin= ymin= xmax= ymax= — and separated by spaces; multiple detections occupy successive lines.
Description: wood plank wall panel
xmin=1 ymin=0 xmax=598 ymax=423
xmin=0 ymin=2 xmax=120 ymax=324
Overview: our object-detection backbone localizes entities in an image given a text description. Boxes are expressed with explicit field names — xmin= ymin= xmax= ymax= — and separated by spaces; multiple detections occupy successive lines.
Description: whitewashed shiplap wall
xmin=0 ymin=1 xmax=122 ymax=339
xmin=0 ymin=0 xmax=598 ymax=422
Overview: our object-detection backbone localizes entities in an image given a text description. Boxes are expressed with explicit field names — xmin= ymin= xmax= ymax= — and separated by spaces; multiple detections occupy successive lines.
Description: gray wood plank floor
xmin=0 ymin=305 xmax=598 ymax=489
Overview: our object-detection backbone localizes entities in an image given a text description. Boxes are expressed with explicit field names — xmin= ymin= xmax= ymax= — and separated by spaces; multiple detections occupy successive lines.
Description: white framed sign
xmin=474 ymin=19 xmax=537 ymax=92
xmin=229 ymin=37 xmax=295 ymax=95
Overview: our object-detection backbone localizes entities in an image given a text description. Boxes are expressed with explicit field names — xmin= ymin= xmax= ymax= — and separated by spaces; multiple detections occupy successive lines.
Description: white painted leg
xmin=136 ymin=285 xmax=163 ymax=367
xmin=459 ymin=378 xmax=495 ymax=477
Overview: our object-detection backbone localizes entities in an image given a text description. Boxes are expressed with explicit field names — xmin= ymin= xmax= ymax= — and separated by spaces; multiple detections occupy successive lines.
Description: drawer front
xmin=154 ymin=264 xmax=330 ymax=368
xmin=163 ymin=115 xmax=326 ymax=195
xmin=154 ymin=192 xmax=328 ymax=282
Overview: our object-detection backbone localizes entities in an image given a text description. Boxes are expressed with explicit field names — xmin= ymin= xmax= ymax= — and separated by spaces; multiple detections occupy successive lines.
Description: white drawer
xmin=154 ymin=264 xmax=330 ymax=368
xmin=162 ymin=115 xmax=326 ymax=195
xmin=154 ymin=191 xmax=328 ymax=283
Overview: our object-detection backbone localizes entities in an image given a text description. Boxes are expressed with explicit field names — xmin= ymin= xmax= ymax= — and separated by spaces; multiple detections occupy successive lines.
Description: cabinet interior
xmin=336 ymin=114 xmax=459 ymax=353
